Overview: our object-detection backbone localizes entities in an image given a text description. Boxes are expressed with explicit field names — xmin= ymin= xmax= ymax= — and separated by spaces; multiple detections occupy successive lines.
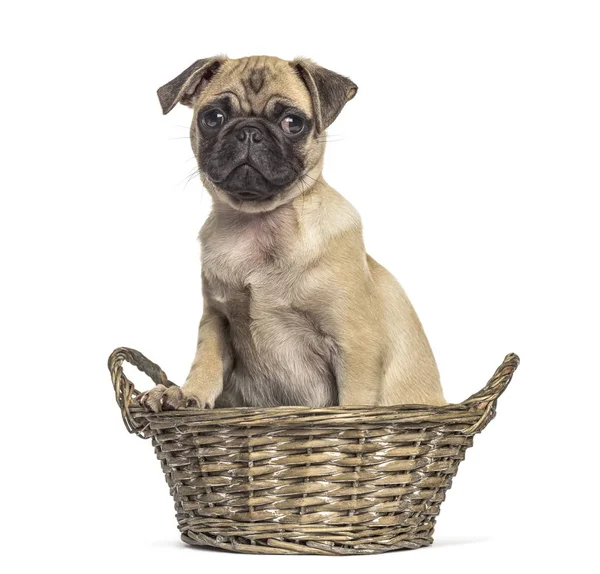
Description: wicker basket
xmin=109 ymin=348 xmax=519 ymax=555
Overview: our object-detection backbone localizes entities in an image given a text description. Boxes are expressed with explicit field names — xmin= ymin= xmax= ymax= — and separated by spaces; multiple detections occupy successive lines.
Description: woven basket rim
xmin=127 ymin=402 xmax=473 ymax=416
xmin=109 ymin=348 xmax=519 ymax=437
xmin=126 ymin=403 xmax=485 ymax=431
xmin=131 ymin=403 xmax=476 ymax=415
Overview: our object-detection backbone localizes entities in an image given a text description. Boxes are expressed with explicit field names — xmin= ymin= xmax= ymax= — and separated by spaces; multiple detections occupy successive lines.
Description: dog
xmin=138 ymin=55 xmax=445 ymax=411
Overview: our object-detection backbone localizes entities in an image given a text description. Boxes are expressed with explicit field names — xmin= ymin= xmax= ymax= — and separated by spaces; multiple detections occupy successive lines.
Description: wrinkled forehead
xmin=197 ymin=56 xmax=313 ymax=116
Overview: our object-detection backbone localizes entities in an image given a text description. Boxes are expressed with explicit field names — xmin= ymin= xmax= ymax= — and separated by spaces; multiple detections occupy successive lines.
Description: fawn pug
xmin=138 ymin=55 xmax=445 ymax=411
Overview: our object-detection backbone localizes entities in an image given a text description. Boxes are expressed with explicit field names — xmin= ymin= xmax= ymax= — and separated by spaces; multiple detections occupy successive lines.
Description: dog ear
xmin=157 ymin=57 xmax=226 ymax=115
xmin=293 ymin=59 xmax=358 ymax=133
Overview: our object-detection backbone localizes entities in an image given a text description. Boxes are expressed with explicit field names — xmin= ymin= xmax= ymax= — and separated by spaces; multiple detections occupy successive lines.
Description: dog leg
xmin=138 ymin=307 xmax=228 ymax=411
xmin=333 ymin=324 xmax=382 ymax=406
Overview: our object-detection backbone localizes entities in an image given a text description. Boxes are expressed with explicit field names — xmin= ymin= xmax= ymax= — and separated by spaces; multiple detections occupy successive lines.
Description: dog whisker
xmin=181 ymin=167 xmax=201 ymax=190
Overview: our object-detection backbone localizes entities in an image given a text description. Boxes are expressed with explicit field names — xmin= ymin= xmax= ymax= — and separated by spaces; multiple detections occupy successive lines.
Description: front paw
xmin=136 ymin=385 xmax=214 ymax=412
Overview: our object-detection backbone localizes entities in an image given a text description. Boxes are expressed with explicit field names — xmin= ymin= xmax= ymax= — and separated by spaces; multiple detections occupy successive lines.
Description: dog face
xmin=158 ymin=56 xmax=357 ymax=211
xmin=192 ymin=58 xmax=316 ymax=204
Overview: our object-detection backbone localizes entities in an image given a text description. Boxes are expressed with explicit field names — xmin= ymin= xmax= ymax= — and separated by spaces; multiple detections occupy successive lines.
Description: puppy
xmin=139 ymin=55 xmax=445 ymax=411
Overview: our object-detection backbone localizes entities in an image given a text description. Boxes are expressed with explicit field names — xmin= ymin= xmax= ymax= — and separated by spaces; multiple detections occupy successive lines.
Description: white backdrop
xmin=1 ymin=1 xmax=598 ymax=572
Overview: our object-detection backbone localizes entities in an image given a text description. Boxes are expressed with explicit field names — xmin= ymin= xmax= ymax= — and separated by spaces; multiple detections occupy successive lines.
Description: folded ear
xmin=157 ymin=56 xmax=226 ymax=115
xmin=293 ymin=59 xmax=358 ymax=133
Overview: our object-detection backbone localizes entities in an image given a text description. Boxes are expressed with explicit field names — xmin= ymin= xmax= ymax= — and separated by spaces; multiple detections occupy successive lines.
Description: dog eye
xmin=202 ymin=109 xmax=226 ymax=129
xmin=280 ymin=115 xmax=304 ymax=135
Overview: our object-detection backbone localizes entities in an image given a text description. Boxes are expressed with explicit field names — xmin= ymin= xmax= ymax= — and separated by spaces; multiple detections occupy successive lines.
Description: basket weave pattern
xmin=109 ymin=348 xmax=519 ymax=555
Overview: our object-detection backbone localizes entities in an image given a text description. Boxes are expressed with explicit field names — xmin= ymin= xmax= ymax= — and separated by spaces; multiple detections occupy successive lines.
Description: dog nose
xmin=236 ymin=125 xmax=264 ymax=143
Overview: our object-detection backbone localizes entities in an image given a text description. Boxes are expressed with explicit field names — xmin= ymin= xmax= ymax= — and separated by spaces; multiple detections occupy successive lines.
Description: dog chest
xmin=205 ymin=267 xmax=338 ymax=407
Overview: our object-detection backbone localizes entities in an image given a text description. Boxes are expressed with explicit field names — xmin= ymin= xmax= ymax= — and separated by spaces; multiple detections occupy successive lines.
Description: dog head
xmin=158 ymin=55 xmax=357 ymax=211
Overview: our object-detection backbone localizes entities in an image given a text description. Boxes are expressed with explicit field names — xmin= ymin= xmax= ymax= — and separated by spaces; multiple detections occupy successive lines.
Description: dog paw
xmin=136 ymin=385 xmax=213 ymax=412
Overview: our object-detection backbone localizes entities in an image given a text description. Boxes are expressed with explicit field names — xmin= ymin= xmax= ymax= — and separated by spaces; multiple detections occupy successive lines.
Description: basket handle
xmin=108 ymin=347 xmax=177 ymax=438
xmin=459 ymin=352 xmax=520 ymax=435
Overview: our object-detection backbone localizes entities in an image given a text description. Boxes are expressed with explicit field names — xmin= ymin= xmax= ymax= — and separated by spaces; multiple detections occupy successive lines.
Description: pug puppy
xmin=139 ymin=55 xmax=445 ymax=412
